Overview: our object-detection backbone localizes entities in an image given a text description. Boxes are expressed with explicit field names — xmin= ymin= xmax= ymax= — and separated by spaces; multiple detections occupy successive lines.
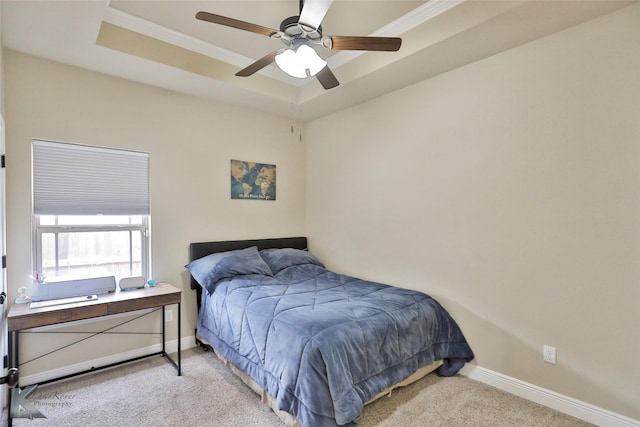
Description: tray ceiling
xmin=1 ymin=0 xmax=635 ymax=121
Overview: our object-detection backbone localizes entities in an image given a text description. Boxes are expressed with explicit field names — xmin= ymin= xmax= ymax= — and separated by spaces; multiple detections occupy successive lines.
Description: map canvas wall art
xmin=230 ymin=160 xmax=276 ymax=200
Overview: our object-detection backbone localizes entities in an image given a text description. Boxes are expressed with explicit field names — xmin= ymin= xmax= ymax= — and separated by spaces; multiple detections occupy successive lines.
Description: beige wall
xmin=306 ymin=4 xmax=639 ymax=420
xmin=0 ymin=3 xmax=4 ymax=114
xmin=4 ymin=50 xmax=306 ymax=377
xmin=3 ymin=2 xmax=639 ymax=421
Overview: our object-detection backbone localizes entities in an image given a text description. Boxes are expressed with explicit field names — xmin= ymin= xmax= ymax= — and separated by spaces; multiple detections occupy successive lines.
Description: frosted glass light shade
xmin=275 ymin=45 xmax=327 ymax=78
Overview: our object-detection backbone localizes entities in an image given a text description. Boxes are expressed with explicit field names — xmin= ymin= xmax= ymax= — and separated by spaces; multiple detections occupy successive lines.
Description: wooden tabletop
xmin=8 ymin=282 xmax=181 ymax=331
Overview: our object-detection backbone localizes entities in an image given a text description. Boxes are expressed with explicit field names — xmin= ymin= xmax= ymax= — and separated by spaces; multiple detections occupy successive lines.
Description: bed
xmin=187 ymin=237 xmax=474 ymax=427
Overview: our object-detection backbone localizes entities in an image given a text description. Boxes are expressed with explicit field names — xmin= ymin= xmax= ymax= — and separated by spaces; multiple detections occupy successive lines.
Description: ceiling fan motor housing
xmin=195 ymin=1 xmax=402 ymax=90
xmin=280 ymin=16 xmax=322 ymax=41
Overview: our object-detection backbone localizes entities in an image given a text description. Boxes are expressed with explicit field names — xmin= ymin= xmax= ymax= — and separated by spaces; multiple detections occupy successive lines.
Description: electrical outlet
xmin=164 ymin=309 xmax=173 ymax=322
xmin=543 ymin=345 xmax=556 ymax=364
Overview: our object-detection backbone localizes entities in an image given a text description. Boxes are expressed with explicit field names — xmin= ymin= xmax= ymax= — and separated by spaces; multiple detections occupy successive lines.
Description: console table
xmin=6 ymin=282 xmax=181 ymax=424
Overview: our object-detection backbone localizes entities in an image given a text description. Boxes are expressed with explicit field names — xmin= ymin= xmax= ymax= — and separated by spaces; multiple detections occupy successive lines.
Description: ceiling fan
xmin=196 ymin=0 xmax=402 ymax=90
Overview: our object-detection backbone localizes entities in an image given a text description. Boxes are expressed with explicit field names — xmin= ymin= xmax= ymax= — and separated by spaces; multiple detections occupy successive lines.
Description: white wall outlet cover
xmin=119 ymin=276 xmax=147 ymax=290
xmin=543 ymin=345 xmax=557 ymax=364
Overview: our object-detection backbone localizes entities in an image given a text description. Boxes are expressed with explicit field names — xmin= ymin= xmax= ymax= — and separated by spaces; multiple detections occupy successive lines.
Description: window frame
xmin=33 ymin=215 xmax=151 ymax=282
xmin=31 ymin=139 xmax=151 ymax=284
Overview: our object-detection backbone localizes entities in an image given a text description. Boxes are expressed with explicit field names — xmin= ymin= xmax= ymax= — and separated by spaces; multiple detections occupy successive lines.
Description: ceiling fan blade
xmin=316 ymin=66 xmax=339 ymax=90
xmin=196 ymin=11 xmax=279 ymax=38
xmin=235 ymin=51 xmax=279 ymax=77
xmin=299 ymin=0 xmax=334 ymax=32
xmin=323 ymin=36 xmax=402 ymax=52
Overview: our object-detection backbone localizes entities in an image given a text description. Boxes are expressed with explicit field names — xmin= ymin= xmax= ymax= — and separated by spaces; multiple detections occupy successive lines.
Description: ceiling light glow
xmin=275 ymin=45 xmax=327 ymax=78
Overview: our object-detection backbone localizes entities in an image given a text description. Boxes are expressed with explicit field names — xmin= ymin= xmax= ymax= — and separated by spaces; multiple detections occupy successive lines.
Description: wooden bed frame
xmin=188 ymin=236 xmax=442 ymax=426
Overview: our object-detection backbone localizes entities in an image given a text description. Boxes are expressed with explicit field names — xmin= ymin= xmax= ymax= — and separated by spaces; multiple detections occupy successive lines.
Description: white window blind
xmin=32 ymin=140 xmax=149 ymax=215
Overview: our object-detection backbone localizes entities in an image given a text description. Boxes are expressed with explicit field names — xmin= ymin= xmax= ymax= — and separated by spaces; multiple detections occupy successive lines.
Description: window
xmin=32 ymin=140 xmax=150 ymax=283
xmin=35 ymin=215 xmax=149 ymax=282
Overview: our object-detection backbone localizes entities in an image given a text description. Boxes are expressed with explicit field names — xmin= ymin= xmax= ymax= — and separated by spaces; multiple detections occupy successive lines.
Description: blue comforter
xmin=197 ymin=264 xmax=474 ymax=426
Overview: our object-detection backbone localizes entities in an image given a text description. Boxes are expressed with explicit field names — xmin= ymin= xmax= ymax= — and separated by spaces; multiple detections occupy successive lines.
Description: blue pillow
xmin=186 ymin=246 xmax=272 ymax=293
xmin=259 ymin=248 xmax=324 ymax=274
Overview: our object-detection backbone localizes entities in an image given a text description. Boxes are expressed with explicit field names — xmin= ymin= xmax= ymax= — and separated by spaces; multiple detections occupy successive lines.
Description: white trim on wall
xmin=20 ymin=335 xmax=196 ymax=386
xmin=21 ymin=342 xmax=639 ymax=427
xmin=459 ymin=364 xmax=640 ymax=427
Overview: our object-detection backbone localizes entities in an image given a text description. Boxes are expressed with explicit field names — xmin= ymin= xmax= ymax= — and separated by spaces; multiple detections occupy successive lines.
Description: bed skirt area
xmin=198 ymin=335 xmax=443 ymax=427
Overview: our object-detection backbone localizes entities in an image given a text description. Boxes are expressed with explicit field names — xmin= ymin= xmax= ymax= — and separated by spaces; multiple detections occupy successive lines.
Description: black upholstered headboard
xmin=188 ymin=237 xmax=308 ymax=309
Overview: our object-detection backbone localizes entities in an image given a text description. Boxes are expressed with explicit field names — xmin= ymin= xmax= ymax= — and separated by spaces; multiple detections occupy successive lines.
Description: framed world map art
xmin=230 ymin=159 xmax=276 ymax=200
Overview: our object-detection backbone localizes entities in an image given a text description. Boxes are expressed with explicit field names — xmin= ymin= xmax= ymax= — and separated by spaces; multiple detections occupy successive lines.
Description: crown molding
xmin=328 ymin=0 xmax=465 ymax=69
xmin=102 ymin=1 xmax=466 ymax=81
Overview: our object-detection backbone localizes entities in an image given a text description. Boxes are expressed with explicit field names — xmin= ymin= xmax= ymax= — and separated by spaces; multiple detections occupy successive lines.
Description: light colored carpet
xmin=3 ymin=346 xmax=594 ymax=426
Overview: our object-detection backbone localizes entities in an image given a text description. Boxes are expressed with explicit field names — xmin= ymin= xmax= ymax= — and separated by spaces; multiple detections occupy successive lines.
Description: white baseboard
xmin=459 ymin=364 xmax=640 ymax=427
xmin=20 ymin=335 xmax=197 ymax=386
xmin=19 ymin=343 xmax=638 ymax=427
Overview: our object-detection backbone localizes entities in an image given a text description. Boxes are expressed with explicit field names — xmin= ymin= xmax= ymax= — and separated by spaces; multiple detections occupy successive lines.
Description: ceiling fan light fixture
xmin=275 ymin=44 xmax=327 ymax=78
